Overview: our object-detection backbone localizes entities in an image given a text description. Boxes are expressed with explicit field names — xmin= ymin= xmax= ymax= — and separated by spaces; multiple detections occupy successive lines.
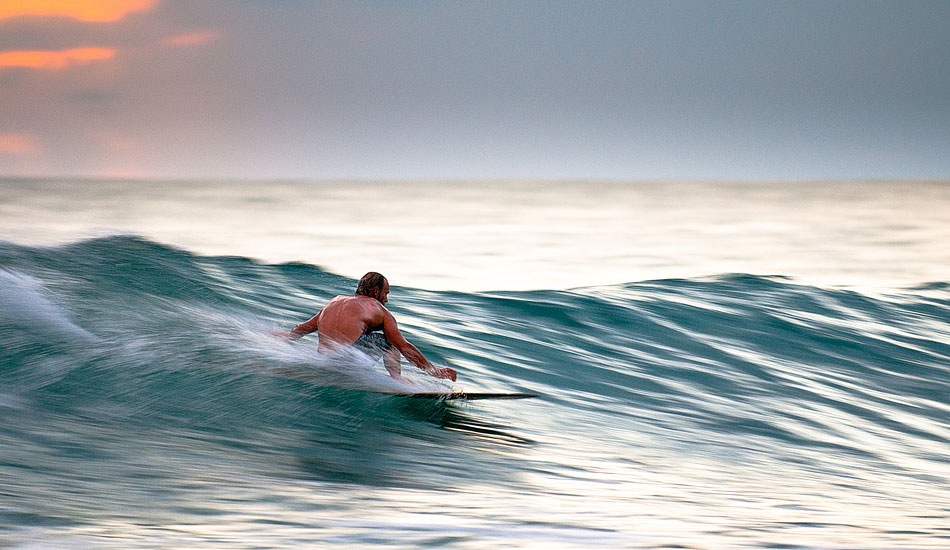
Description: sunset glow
xmin=0 ymin=133 xmax=40 ymax=155
xmin=0 ymin=0 xmax=157 ymax=22
xmin=0 ymin=48 xmax=116 ymax=70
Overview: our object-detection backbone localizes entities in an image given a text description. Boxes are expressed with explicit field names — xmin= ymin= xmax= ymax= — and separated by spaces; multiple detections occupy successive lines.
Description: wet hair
xmin=356 ymin=272 xmax=387 ymax=297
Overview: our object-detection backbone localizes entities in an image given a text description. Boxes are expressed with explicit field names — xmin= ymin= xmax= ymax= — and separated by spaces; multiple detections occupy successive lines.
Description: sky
xmin=0 ymin=0 xmax=948 ymax=181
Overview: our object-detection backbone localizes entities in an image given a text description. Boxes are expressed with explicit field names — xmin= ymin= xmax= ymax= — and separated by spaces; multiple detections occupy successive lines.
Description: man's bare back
xmin=284 ymin=272 xmax=457 ymax=382
xmin=301 ymin=294 xmax=387 ymax=351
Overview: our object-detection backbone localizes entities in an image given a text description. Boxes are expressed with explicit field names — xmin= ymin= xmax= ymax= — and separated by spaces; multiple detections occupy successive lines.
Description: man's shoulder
xmin=338 ymin=294 xmax=382 ymax=313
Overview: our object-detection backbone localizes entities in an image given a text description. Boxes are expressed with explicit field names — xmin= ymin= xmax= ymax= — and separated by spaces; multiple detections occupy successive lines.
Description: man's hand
xmin=431 ymin=367 xmax=457 ymax=382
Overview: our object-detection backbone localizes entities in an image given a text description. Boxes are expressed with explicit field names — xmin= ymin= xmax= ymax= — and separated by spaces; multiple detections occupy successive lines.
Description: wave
xmin=1 ymin=235 xmax=948 ymax=485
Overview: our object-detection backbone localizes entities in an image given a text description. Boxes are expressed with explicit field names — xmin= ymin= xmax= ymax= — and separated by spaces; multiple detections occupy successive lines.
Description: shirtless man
xmin=284 ymin=272 xmax=457 ymax=382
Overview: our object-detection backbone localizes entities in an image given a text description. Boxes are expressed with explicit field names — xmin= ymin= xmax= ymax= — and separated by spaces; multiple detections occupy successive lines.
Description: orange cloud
xmin=0 ymin=133 xmax=41 ymax=155
xmin=0 ymin=0 xmax=157 ymax=22
xmin=0 ymin=47 xmax=116 ymax=69
xmin=164 ymin=30 xmax=221 ymax=47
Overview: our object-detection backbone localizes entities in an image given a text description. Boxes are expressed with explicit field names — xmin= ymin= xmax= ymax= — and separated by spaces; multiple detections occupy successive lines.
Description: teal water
xmin=1 ymin=179 xmax=949 ymax=548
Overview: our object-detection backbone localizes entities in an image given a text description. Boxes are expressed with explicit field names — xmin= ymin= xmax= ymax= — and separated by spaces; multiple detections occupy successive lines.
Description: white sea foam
xmin=144 ymin=302 xmax=451 ymax=394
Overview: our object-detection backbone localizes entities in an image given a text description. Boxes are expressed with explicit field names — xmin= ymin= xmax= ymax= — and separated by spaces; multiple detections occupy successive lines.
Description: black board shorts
xmin=353 ymin=331 xmax=392 ymax=361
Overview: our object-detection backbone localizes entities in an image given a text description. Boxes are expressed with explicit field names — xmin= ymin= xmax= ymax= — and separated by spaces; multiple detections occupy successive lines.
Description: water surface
xmin=1 ymin=179 xmax=948 ymax=548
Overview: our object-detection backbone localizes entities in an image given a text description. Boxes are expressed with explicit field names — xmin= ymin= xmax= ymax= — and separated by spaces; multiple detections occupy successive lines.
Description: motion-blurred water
xmin=1 ymin=179 xmax=948 ymax=548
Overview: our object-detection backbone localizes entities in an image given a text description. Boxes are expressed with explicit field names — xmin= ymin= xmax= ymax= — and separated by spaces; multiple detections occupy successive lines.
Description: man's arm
xmin=382 ymin=309 xmax=457 ymax=381
xmin=283 ymin=310 xmax=321 ymax=340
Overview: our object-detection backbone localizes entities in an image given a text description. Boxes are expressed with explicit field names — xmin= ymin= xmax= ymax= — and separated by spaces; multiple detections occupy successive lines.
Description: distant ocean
xmin=1 ymin=178 xmax=948 ymax=549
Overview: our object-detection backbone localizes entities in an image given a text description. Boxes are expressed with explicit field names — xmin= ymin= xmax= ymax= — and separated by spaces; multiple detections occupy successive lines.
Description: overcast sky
xmin=1 ymin=1 xmax=948 ymax=180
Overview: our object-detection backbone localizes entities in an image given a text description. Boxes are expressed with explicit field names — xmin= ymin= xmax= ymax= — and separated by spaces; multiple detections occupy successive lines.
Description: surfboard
xmin=399 ymin=392 xmax=539 ymax=400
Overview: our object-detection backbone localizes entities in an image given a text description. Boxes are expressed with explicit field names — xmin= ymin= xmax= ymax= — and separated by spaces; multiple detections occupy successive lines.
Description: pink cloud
xmin=163 ymin=30 xmax=222 ymax=47
xmin=0 ymin=133 xmax=41 ymax=155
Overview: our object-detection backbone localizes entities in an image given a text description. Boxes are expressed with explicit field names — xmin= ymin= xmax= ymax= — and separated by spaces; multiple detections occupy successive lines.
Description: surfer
xmin=281 ymin=272 xmax=457 ymax=382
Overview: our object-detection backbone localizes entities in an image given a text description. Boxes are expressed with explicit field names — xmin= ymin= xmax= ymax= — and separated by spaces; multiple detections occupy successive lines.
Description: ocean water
xmin=1 ymin=178 xmax=949 ymax=549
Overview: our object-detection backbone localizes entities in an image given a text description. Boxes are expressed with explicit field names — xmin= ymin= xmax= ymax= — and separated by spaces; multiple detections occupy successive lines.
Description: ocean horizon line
xmin=2 ymin=175 xmax=949 ymax=185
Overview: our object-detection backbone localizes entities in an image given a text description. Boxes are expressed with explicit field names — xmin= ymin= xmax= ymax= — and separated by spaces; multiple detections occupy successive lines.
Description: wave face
xmin=2 ymin=235 xmax=949 ymax=549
